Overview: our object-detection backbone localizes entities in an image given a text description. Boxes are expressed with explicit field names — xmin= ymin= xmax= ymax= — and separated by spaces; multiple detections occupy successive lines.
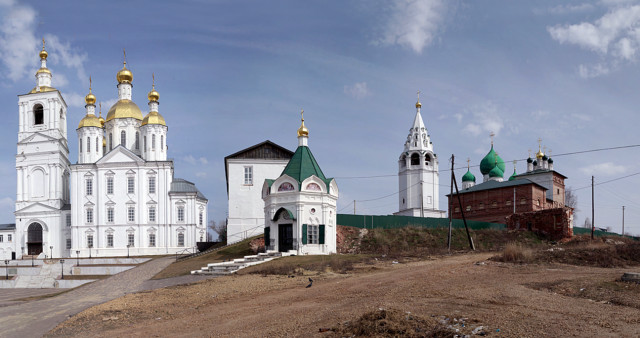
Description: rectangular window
xmin=66 ymin=238 xmax=71 ymax=249
xmin=152 ymin=134 xmax=156 ymax=150
xmin=7 ymin=234 xmax=11 ymax=242
xmin=149 ymin=233 xmax=156 ymax=247
xmin=86 ymin=179 xmax=93 ymax=196
xmin=107 ymin=207 xmax=114 ymax=223
xmin=107 ymin=234 xmax=113 ymax=248
xmin=149 ymin=206 xmax=156 ymax=222
xmin=128 ymin=233 xmax=135 ymax=247
xmin=86 ymin=208 xmax=93 ymax=223
xmin=308 ymin=225 xmax=319 ymax=244
xmin=128 ymin=177 xmax=135 ymax=194
xmin=178 ymin=233 xmax=184 ymax=247
xmin=148 ymin=177 xmax=156 ymax=194
xmin=160 ymin=135 xmax=164 ymax=151
xmin=87 ymin=235 xmax=94 ymax=248
xmin=243 ymin=166 xmax=253 ymax=185
xmin=66 ymin=214 xmax=71 ymax=227
xmin=177 ymin=206 xmax=184 ymax=222
xmin=107 ymin=177 xmax=114 ymax=194
xmin=144 ymin=136 xmax=147 ymax=150
xmin=0 ymin=235 xmax=3 ymax=242
xmin=128 ymin=206 xmax=135 ymax=222
xmin=199 ymin=212 xmax=203 ymax=226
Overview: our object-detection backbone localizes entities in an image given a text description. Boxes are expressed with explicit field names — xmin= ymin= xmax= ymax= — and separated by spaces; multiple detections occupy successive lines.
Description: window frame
xmin=107 ymin=234 xmax=114 ymax=248
xmin=87 ymin=234 xmax=94 ymax=248
xmin=128 ymin=206 xmax=135 ymax=223
xmin=127 ymin=233 xmax=135 ymax=247
xmin=148 ymin=176 xmax=156 ymax=194
xmin=177 ymin=232 xmax=185 ymax=247
xmin=106 ymin=176 xmax=114 ymax=195
xmin=85 ymin=178 xmax=93 ymax=196
xmin=148 ymin=206 xmax=156 ymax=222
xmin=107 ymin=207 xmax=114 ymax=223
xmin=127 ymin=177 xmax=135 ymax=194
xmin=243 ymin=166 xmax=253 ymax=185
xmin=86 ymin=208 xmax=93 ymax=224
xmin=177 ymin=206 xmax=185 ymax=222
xmin=149 ymin=233 xmax=156 ymax=247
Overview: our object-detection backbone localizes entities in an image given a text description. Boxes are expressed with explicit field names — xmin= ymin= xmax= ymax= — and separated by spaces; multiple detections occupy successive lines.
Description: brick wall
xmin=505 ymin=207 xmax=573 ymax=240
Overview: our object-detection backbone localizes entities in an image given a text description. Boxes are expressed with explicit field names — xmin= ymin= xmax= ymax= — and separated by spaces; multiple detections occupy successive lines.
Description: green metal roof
xmin=479 ymin=145 xmax=505 ymax=175
xmin=280 ymin=145 xmax=332 ymax=189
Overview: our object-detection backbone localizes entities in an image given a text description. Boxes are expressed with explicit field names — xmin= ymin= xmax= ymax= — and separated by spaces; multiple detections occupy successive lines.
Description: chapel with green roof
xmin=261 ymin=112 xmax=338 ymax=255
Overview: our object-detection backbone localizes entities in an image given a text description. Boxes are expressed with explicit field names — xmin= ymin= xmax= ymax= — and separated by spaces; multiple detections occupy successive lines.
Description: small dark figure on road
xmin=306 ymin=278 xmax=313 ymax=288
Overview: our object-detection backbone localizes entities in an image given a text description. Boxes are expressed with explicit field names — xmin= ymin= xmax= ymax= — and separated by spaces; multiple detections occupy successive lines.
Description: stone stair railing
xmin=191 ymin=250 xmax=296 ymax=276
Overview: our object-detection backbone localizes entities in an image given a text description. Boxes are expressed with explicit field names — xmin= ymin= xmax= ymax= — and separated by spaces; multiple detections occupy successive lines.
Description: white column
xmin=16 ymin=168 xmax=22 ymax=202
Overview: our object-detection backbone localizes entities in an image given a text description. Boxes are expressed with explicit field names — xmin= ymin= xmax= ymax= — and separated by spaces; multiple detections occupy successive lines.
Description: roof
xmin=280 ymin=145 xmax=333 ymax=189
xmin=170 ymin=178 xmax=208 ymax=200
xmin=0 ymin=224 xmax=15 ymax=231
xmin=516 ymin=168 xmax=568 ymax=179
xmin=448 ymin=178 xmax=546 ymax=196
xmin=224 ymin=140 xmax=294 ymax=195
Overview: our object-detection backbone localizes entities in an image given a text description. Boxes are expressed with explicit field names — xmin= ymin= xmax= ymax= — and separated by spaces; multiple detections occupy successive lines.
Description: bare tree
xmin=208 ymin=219 xmax=227 ymax=243
xmin=565 ymin=187 xmax=578 ymax=210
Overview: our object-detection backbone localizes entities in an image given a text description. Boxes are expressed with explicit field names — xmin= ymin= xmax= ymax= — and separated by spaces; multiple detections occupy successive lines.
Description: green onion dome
xmin=489 ymin=165 xmax=504 ymax=178
xmin=509 ymin=169 xmax=517 ymax=181
xmin=532 ymin=160 xmax=538 ymax=166
xmin=462 ymin=169 xmax=476 ymax=182
xmin=479 ymin=145 xmax=506 ymax=175
xmin=548 ymin=158 xmax=553 ymax=164
xmin=527 ymin=157 xmax=533 ymax=163
xmin=542 ymin=155 xmax=548 ymax=161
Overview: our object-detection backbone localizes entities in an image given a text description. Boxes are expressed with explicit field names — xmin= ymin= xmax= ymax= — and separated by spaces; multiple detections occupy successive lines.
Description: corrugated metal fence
xmin=337 ymin=214 xmax=506 ymax=230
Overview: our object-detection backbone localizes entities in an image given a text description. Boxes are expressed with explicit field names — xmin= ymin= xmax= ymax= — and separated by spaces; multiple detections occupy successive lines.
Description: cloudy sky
xmin=0 ymin=0 xmax=639 ymax=235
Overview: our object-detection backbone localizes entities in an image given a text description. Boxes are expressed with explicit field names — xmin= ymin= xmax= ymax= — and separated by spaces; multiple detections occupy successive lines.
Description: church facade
xmin=11 ymin=43 xmax=207 ymax=259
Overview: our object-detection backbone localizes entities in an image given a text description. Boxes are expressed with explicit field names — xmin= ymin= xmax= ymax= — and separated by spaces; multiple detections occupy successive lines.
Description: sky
xmin=0 ymin=0 xmax=639 ymax=235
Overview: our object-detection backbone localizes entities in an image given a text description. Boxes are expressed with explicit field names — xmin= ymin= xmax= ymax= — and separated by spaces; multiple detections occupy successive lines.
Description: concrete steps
xmin=190 ymin=250 xmax=296 ymax=276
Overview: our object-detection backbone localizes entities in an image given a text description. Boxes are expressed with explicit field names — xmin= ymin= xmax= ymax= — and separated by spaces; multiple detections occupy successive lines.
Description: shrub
xmin=500 ymin=242 xmax=533 ymax=263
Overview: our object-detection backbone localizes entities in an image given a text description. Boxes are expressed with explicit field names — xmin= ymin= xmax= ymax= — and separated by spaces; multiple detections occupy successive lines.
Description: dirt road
xmin=48 ymin=253 xmax=640 ymax=337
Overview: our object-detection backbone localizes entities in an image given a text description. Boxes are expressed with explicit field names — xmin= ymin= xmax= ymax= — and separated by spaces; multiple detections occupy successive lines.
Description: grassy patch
xmin=152 ymin=236 xmax=260 ymax=280
xmin=496 ymin=242 xmax=533 ymax=263
xmin=237 ymin=254 xmax=372 ymax=276
xmin=330 ymin=308 xmax=458 ymax=337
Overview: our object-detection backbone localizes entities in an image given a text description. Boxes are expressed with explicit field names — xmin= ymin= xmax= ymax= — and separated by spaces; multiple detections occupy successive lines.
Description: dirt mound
xmin=330 ymin=308 xmax=457 ymax=337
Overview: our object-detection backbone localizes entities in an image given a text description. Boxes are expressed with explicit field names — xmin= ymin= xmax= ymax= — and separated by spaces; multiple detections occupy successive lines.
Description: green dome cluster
xmin=489 ymin=165 xmax=504 ymax=178
xmin=480 ymin=145 xmax=505 ymax=175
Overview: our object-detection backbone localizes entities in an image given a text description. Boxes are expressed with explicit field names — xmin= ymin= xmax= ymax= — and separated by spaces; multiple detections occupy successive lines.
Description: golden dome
xmin=297 ymin=110 xmax=308 ymax=137
xmin=99 ymin=114 xmax=105 ymax=126
xmin=116 ymin=58 xmax=133 ymax=84
xmin=77 ymin=114 xmax=102 ymax=129
xmin=39 ymin=38 xmax=48 ymax=60
xmin=141 ymin=111 xmax=166 ymax=126
xmin=536 ymin=149 xmax=544 ymax=159
xmin=106 ymin=99 xmax=143 ymax=122
xmin=85 ymin=92 xmax=96 ymax=105
xmin=415 ymin=101 xmax=422 ymax=108
xmin=148 ymin=88 xmax=159 ymax=102
xmin=36 ymin=67 xmax=51 ymax=75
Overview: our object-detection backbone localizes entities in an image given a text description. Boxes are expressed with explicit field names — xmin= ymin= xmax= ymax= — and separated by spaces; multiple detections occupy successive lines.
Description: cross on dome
xmin=490 ymin=131 xmax=495 ymax=145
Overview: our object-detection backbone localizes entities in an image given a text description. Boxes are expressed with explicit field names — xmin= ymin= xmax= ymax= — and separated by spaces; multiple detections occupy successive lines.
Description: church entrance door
xmin=278 ymin=224 xmax=293 ymax=252
xmin=27 ymin=222 xmax=43 ymax=255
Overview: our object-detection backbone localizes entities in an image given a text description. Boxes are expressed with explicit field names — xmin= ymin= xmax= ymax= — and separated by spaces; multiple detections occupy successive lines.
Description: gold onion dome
xmin=78 ymin=114 xmax=101 ymax=129
xmin=415 ymin=100 xmax=422 ymax=108
xmin=297 ymin=110 xmax=309 ymax=137
xmin=148 ymin=88 xmax=159 ymax=102
xmin=36 ymin=67 xmax=51 ymax=75
xmin=141 ymin=111 xmax=166 ymax=126
xmin=117 ymin=64 xmax=133 ymax=84
xmin=106 ymin=99 xmax=143 ymax=122
xmin=85 ymin=77 xmax=96 ymax=105
xmin=536 ymin=148 xmax=544 ymax=159
xmin=39 ymin=38 xmax=48 ymax=60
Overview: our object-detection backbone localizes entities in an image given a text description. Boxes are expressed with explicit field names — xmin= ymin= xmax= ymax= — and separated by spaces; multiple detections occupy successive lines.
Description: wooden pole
xmin=622 ymin=206 xmax=625 ymax=236
xmin=448 ymin=155 xmax=454 ymax=252
xmin=453 ymin=170 xmax=475 ymax=251
xmin=591 ymin=176 xmax=595 ymax=239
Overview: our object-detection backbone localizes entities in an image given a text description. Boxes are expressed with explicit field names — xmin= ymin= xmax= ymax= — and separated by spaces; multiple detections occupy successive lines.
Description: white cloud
xmin=462 ymin=102 xmax=504 ymax=138
xmin=343 ymin=82 xmax=371 ymax=99
xmin=183 ymin=155 xmax=197 ymax=165
xmin=580 ymin=162 xmax=627 ymax=175
xmin=453 ymin=113 xmax=463 ymax=123
xmin=101 ymin=99 xmax=118 ymax=111
xmin=44 ymin=34 xmax=88 ymax=84
xmin=548 ymin=4 xmax=640 ymax=77
xmin=196 ymin=172 xmax=207 ymax=178
xmin=0 ymin=2 xmax=37 ymax=81
xmin=63 ymin=92 xmax=87 ymax=108
xmin=578 ymin=63 xmax=610 ymax=78
xmin=199 ymin=157 xmax=208 ymax=165
xmin=377 ymin=0 xmax=452 ymax=54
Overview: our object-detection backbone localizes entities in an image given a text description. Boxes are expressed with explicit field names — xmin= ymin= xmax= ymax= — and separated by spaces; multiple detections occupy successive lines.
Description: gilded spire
xmin=148 ymin=72 xmax=159 ymax=102
xmin=297 ymin=109 xmax=309 ymax=137
xmin=415 ymin=90 xmax=422 ymax=108
xmin=536 ymin=137 xmax=544 ymax=159
xmin=39 ymin=37 xmax=48 ymax=60
xmin=116 ymin=49 xmax=133 ymax=84
xmin=84 ymin=76 xmax=96 ymax=105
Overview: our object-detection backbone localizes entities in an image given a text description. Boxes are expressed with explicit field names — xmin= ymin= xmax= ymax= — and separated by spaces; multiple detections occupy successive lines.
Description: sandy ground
xmin=47 ymin=252 xmax=640 ymax=337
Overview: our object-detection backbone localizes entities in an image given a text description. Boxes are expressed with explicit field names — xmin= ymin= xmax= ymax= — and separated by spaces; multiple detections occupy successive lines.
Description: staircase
xmin=14 ymin=260 xmax=57 ymax=288
xmin=191 ymin=250 xmax=296 ymax=276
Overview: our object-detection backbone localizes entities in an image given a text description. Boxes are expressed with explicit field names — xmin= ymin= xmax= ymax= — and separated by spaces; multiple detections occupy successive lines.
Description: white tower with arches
xmin=395 ymin=93 xmax=445 ymax=218
xmin=15 ymin=40 xmax=71 ymax=258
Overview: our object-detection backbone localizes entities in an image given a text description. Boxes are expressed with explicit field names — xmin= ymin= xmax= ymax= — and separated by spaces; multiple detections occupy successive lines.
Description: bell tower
xmin=15 ymin=39 xmax=71 ymax=258
xmin=395 ymin=92 xmax=445 ymax=218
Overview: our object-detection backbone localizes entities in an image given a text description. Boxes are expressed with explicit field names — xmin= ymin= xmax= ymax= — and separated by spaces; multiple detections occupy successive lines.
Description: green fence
xmin=572 ymin=227 xmax=638 ymax=240
xmin=337 ymin=214 xmax=506 ymax=230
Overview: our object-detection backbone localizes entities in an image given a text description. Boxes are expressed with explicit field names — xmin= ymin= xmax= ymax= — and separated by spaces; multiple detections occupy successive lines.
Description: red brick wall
xmin=505 ymin=207 xmax=573 ymax=240
xmin=448 ymin=184 xmax=547 ymax=224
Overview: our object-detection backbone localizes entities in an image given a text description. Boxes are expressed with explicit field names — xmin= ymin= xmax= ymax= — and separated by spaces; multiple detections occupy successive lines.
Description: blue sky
xmin=0 ymin=0 xmax=639 ymax=235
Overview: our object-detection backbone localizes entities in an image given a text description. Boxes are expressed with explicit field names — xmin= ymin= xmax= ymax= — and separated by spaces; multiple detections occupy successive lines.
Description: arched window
xmin=86 ymin=137 xmax=90 ymax=153
xmin=33 ymin=104 xmax=44 ymax=125
xmin=152 ymin=134 xmax=156 ymax=150
xmin=410 ymin=153 xmax=420 ymax=166
xmin=306 ymin=183 xmax=321 ymax=191
xmin=160 ymin=135 xmax=164 ymax=151
xmin=144 ymin=136 xmax=147 ymax=151
xmin=109 ymin=133 xmax=113 ymax=151
xmin=135 ymin=132 xmax=139 ymax=150
xmin=96 ymin=137 xmax=99 ymax=152
xmin=400 ymin=155 xmax=406 ymax=167
xmin=424 ymin=154 xmax=431 ymax=165
xmin=121 ymin=130 xmax=126 ymax=147
xmin=278 ymin=182 xmax=295 ymax=192
xmin=79 ymin=137 xmax=82 ymax=153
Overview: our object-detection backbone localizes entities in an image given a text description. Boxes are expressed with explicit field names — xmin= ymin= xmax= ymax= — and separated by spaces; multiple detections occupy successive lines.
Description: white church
xmin=7 ymin=42 xmax=207 ymax=259
xmin=394 ymin=95 xmax=446 ymax=218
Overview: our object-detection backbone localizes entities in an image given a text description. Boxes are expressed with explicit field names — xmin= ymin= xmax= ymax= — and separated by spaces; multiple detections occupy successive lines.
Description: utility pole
xmin=622 ymin=206 xmax=625 ymax=236
xmin=448 ymin=156 xmax=454 ymax=252
xmin=591 ymin=176 xmax=595 ymax=239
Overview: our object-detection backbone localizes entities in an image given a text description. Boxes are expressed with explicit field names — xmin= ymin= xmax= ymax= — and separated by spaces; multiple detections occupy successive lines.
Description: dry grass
xmin=498 ymin=242 xmax=534 ymax=263
xmin=237 ymin=254 xmax=369 ymax=276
